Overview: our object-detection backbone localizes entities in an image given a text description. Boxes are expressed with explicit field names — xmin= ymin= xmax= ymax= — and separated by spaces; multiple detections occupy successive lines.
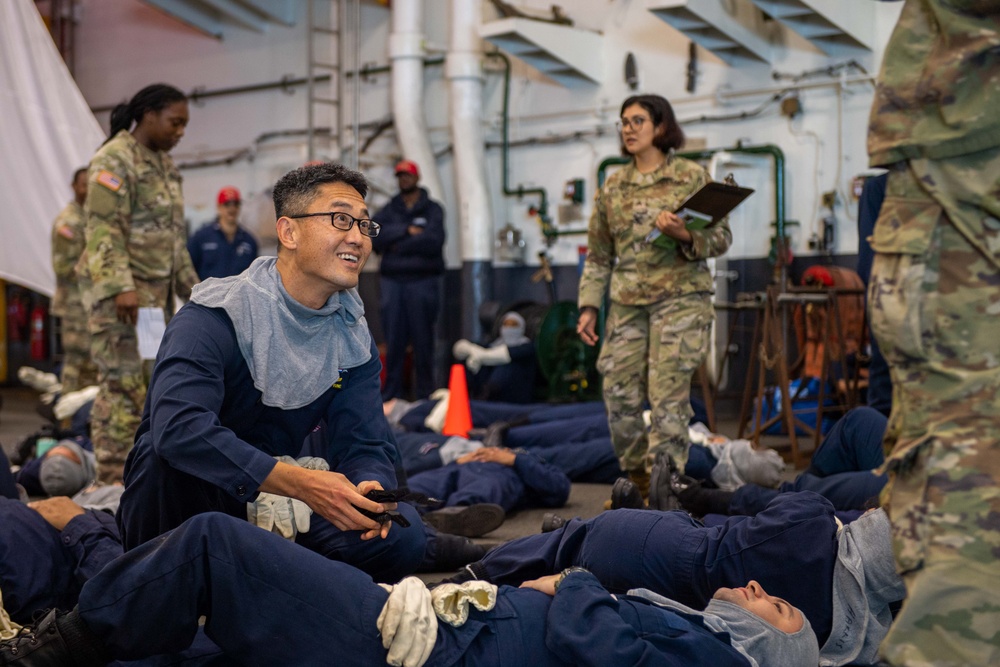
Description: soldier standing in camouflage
xmin=577 ymin=95 xmax=731 ymax=499
xmin=866 ymin=1 xmax=1000 ymax=665
xmin=50 ymin=167 xmax=98 ymax=395
xmin=84 ymin=84 xmax=199 ymax=485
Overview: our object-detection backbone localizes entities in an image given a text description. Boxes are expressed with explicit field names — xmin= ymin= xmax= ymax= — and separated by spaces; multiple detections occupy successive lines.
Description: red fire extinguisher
xmin=7 ymin=295 xmax=27 ymax=341
xmin=30 ymin=303 xmax=48 ymax=361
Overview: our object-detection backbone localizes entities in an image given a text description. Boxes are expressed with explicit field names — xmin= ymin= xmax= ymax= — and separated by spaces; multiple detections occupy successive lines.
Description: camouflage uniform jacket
xmin=578 ymin=156 xmax=732 ymax=309
xmin=85 ymin=130 xmax=198 ymax=304
xmin=50 ymin=200 xmax=86 ymax=317
xmin=868 ymin=0 xmax=1000 ymax=166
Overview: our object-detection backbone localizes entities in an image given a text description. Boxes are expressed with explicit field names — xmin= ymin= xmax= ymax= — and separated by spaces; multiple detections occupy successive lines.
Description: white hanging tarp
xmin=0 ymin=0 xmax=104 ymax=296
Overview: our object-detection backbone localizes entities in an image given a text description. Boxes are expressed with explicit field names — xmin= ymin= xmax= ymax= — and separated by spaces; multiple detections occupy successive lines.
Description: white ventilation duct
xmin=389 ymin=0 xmax=443 ymax=200
xmin=446 ymin=0 xmax=493 ymax=262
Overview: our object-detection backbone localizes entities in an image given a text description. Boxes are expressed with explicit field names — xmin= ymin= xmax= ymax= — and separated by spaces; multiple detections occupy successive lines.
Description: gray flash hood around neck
xmin=190 ymin=257 xmax=371 ymax=409
xmin=628 ymin=590 xmax=820 ymax=667
xmin=821 ymin=508 xmax=906 ymax=666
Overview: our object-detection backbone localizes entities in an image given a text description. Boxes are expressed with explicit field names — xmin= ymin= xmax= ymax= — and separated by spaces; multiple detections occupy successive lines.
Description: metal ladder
xmin=306 ymin=0 xmax=361 ymax=167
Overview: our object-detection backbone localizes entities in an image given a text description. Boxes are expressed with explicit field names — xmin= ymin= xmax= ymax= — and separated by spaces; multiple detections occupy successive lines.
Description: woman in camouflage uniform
xmin=577 ymin=94 xmax=731 ymax=499
xmin=83 ymin=84 xmax=199 ymax=485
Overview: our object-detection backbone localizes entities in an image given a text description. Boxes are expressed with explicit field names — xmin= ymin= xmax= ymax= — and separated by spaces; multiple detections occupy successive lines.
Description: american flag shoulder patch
xmin=96 ymin=170 xmax=123 ymax=192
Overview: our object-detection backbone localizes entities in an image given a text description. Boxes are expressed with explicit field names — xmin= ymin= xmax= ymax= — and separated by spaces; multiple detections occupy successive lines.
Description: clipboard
xmin=646 ymin=181 xmax=755 ymax=249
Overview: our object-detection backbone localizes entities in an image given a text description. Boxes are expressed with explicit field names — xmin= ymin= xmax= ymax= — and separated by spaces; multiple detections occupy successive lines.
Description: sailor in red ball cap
xmin=371 ymin=160 xmax=446 ymax=400
xmin=187 ymin=186 xmax=259 ymax=280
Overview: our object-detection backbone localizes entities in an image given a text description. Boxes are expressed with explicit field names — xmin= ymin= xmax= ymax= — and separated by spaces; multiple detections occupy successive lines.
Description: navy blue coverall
xmin=0 ymin=497 xmax=231 ymax=666
xmin=729 ymin=407 xmax=888 ymax=516
xmin=856 ymin=173 xmax=891 ymax=416
xmin=466 ymin=342 xmax=539 ymax=404
xmin=472 ymin=491 xmax=840 ymax=647
xmin=0 ymin=448 xmax=17 ymax=500
xmin=371 ymin=187 xmax=445 ymax=401
xmin=407 ymin=451 xmax=571 ymax=514
xmin=186 ymin=220 xmax=258 ymax=281
xmin=75 ymin=513 xmax=752 ymax=666
xmin=395 ymin=397 xmax=606 ymax=434
xmin=394 ymin=431 xmax=621 ymax=483
xmin=118 ymin=303 xmax=424 ymax=583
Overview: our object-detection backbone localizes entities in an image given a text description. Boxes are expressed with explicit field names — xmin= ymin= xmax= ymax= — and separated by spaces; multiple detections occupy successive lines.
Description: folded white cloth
xmin=377 ymin=577 xmax=437 ymax=667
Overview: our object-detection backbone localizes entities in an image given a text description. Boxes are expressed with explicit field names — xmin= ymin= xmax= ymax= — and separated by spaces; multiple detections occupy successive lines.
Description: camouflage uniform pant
xmin=58 ymin=309 xmax=98 ymax=394
xmin=88 ymin=280 xmax=171 ymax=485
xmin=869 ymin=154 xmax=1000 ymax=666
xmin=596 ymin=293 xmax=713 ymax=475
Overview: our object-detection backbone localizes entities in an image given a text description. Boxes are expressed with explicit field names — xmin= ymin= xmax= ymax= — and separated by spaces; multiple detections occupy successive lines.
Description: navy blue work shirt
xmin=187 ymin=220 xmax=259 ymax=280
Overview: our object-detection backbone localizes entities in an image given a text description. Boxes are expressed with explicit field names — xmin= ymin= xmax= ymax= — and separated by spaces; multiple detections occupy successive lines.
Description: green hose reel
xmin=535 ymin=301 xmax=601 ymax=402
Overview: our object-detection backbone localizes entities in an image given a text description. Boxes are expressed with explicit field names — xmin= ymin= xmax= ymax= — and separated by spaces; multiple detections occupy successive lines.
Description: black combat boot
xmin=423 ymin=503 xmax=506 ymax=538
xmin=0 ymin=608 xmax=108 ymax=666
xmin=610 ymin=477 xmax=645 ymax=510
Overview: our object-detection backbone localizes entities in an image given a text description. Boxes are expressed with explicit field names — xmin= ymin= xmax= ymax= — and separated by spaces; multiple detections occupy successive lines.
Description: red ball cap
xmin=394 ymin=160 xmax=420 ymax=178
xmin=217 ymin=186 xmax=241 ymax=205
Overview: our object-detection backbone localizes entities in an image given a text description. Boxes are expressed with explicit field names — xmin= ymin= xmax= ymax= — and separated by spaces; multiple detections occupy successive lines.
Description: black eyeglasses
xmin=287 ymin=211 xmax=381 ymax=238
xmin=616 ymin=116 xmax=648 ymax=133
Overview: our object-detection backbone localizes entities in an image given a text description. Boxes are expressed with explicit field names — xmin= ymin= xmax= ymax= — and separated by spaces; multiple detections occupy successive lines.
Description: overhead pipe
xmin=484 ymin=52 xmax=554 ymax=240
xmin=448 ymin=0 xmax=494 ymax=340
xmin=389 ymin=0 xmax=443 ymax=200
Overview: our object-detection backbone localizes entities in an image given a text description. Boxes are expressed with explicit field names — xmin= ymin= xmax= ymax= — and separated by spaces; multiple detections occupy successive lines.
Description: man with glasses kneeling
xmin=116 ymin=163 xmax=425 ymax=584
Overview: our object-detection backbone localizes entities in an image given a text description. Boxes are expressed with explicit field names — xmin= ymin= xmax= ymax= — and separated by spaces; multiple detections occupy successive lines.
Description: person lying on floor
xmin=0 ymin=496 xmax=121 ymax=627
xmin=447 ymin=491 xmax=903 ymax=667
xmin=672 ymin=406 xmax=888 ymax=518
xmin=14 ymin=437 xmax=96 ymax=499
xmin=394 ymin=430 xmax=622 ymax=484
xmin=412 ymin=447 xmax=571 ymax=539
xmin=1 ymin=512 xmax=818 ymax=667
xmin=0 ymin=478 xmax=480 ymax=637
xmin=0 ymin=494 xmax=231 ymax=665
xmin=384 ymin=392 xmax=606 ymax=433
xmin=393 ymin=404 xmax=776 ymax=490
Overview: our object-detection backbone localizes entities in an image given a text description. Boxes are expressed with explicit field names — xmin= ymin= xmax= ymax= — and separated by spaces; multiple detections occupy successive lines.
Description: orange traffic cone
xmin=441 ymin=364 xmax=473 ymax=437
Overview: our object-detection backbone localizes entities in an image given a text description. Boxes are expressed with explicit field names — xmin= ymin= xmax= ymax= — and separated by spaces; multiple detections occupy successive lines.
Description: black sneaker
xmin=423 ymin=504 xmax=506 ymax=538
xmin=0 ymin=608 xmax=107 ymax=666
xmin=540 ymin=512 xmax=566 ymax=533
xmin=610 ymin=478 xmax=644 ymax=510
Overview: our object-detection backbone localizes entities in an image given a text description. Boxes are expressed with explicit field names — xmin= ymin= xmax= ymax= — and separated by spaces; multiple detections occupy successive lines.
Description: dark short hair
xmin=108 ymin=84 xmax=187 ymax=139
xmin=619 ymin=94 xmax=685 ymax=156
xmin=272 ymin=162 xmax=368 ymax=218
xmin=72 ymin=167 xmax=88 ymax=183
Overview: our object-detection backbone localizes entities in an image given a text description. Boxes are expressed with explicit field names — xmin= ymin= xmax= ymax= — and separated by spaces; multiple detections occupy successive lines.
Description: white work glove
xmin=17 ymin=367 xmax=61 ymax=393
xmin=246 ymin=456 xmax=329 ymax=540
xmin=474 ymin=345 xmax=511 ymax=369
xmin=54 ymin=386 xmax=99 ymax=420
xmin=452 ymin=339 xmax=481 ymax=361
xmin=376 ymin=577 xmax=437 ymax=667
xmin=430 ymin=580 xmax=498 ymax=627
xmin=424 ymin=390 xmax=450 ymax=433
